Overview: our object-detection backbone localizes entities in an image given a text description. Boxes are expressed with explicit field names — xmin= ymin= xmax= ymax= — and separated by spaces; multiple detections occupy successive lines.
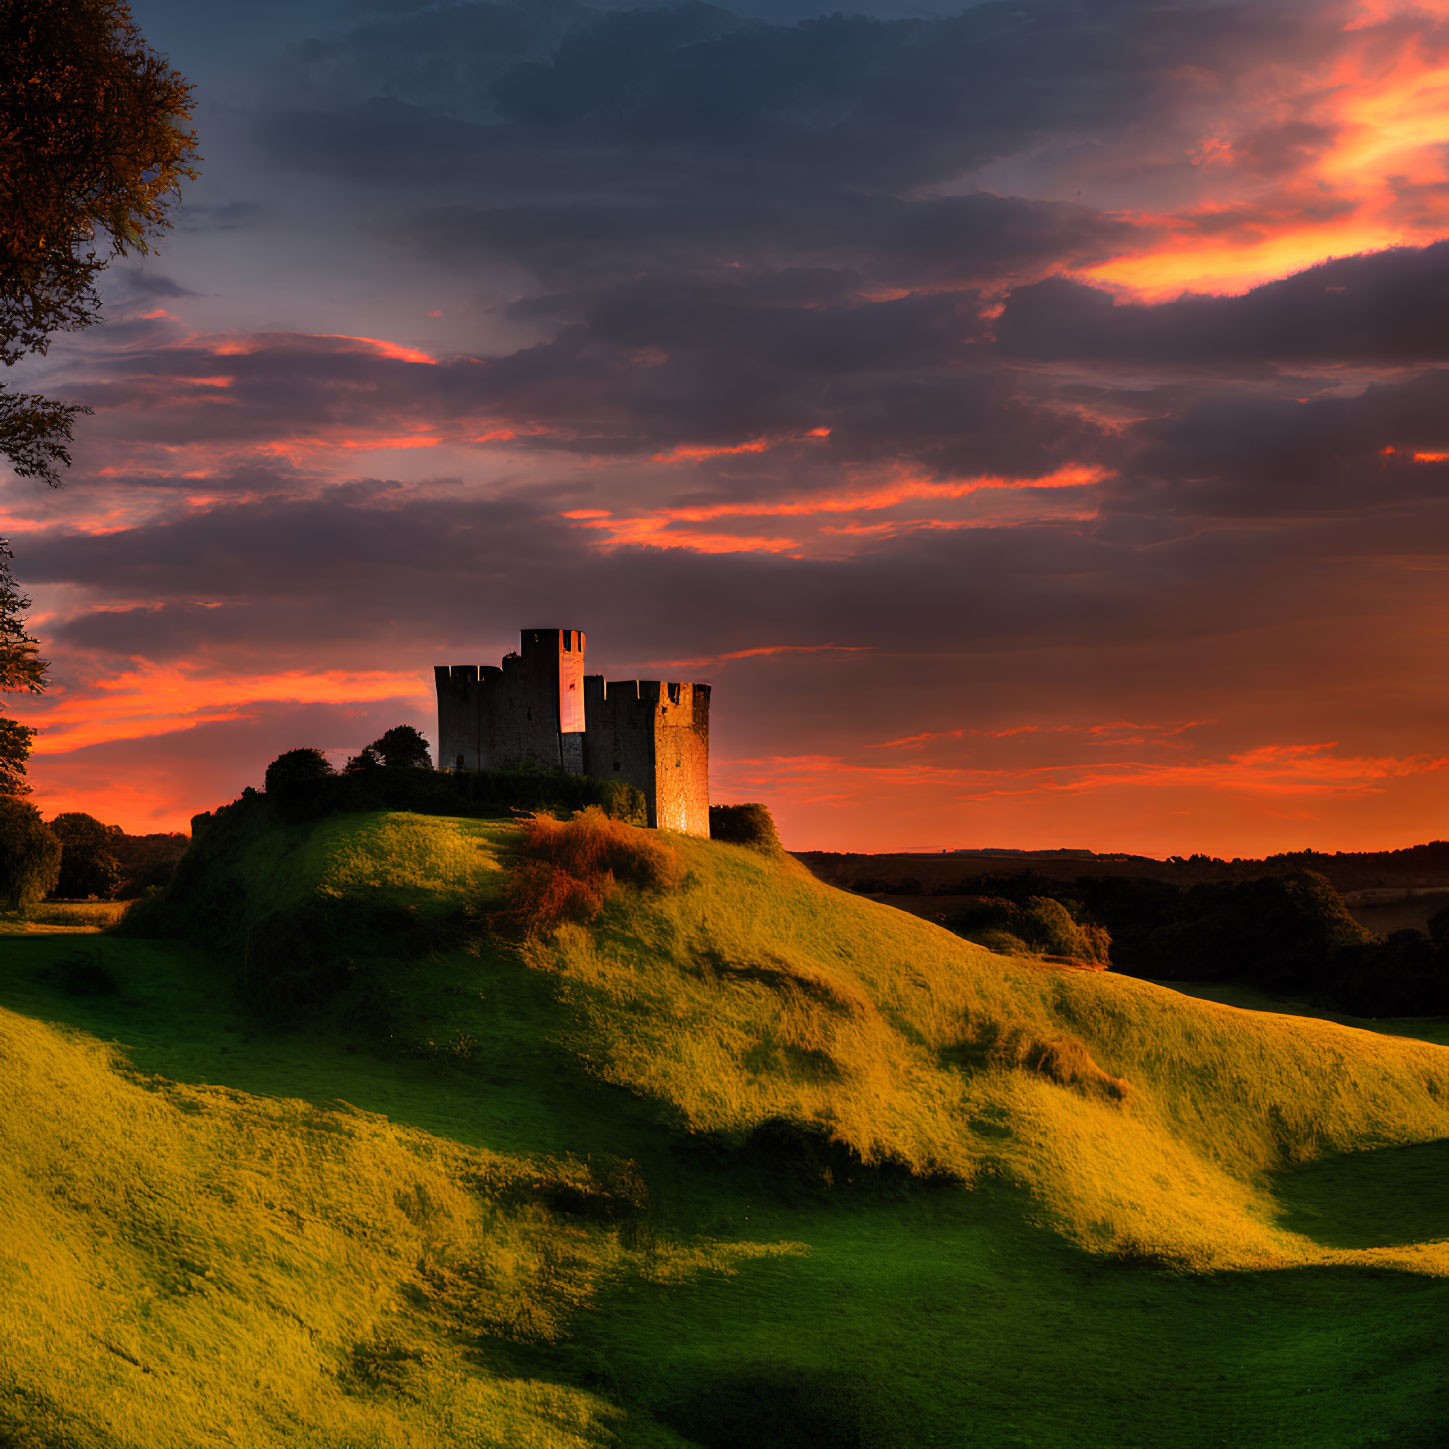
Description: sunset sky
xmin=8 ymin=0 xmax=1449 ymax=855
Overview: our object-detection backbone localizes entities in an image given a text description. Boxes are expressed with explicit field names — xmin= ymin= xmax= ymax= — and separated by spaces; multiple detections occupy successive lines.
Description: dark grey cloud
xmin=269 ymin=1 xmax=1323 ymax=184
xmin=406 ymin=189 xmax=1141 ymax=297
xmin=255 ymin=0 xmax=1317 ymax=311
xmin=28 ymin=467 xmax=1449 ymax=657
xmin=52 ymin=306 xmax=1102 ymax=482
xmin=1111 ymin=368 xmax=1449 ymax=517
xmin=176 ymin=200 xmax=267 ymax=233
xmin=997 ymin=242 xmax=1449 ymax=367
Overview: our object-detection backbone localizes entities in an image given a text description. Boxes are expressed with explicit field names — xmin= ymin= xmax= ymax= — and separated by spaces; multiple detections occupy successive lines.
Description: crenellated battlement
xmin=435 ymin=630 xmax=710 ymax=834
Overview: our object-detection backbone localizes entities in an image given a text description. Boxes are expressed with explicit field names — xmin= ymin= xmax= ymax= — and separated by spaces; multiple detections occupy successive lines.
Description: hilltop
xmin=2 ymin=803 xmax=1448 ymax=1447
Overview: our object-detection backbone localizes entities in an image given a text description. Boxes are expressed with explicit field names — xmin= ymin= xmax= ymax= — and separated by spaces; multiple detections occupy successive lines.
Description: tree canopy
xmin=0 ymin=795 xmax=60 ymax=908
xmin=1 ymin=0 xmax=199 ymax=485
xmin=48 ymin=810 xmax=124 ymax=898
xmin=346 ymin=725 xmax=434 ymax=773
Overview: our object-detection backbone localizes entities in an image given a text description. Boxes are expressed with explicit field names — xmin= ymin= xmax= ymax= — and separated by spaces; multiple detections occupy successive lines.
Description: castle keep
xmin=435 ymin=629 xmax=710 ymax=835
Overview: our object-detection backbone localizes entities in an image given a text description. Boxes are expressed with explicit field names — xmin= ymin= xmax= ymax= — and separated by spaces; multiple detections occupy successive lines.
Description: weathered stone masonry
xmin=435 ymin=628 xmax=710 ymax=835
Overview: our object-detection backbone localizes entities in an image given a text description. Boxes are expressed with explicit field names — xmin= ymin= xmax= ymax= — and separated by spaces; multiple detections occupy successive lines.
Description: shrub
xmin=709 ymin=802 xmax=782 ymax=851
xmin=505 ymin=860 xmax=609 ymax=933
xmin=1022 ymin=895 xmax=1112 ymax=963
xmin=0 ymin=797 xmax=61 ymax=908
xmin=946 ymin=894 xmax=1111 ymax=965
xmin=507 ymin=806 xmax=683 ymax=934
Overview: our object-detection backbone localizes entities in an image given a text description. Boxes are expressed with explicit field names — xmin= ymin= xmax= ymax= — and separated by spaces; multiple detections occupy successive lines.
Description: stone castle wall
xmin=435 ymin=628 xmax=709 ymax=834
xmin=580 ymin=678 xmax=711 ymax=834
xmin=435 ymin=628 xmax=586 ymax=772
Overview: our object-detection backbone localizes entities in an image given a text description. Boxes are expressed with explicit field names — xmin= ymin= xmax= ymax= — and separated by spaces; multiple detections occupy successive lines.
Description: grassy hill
xmin=2 ymin=806 xmax=1448 ymax=1447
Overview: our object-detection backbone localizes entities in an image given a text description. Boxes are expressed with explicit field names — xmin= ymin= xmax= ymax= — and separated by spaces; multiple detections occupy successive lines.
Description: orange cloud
xmin=569 ymin=464 xmax=1107 ymax=552
xmin=650 ymin=428 xmax=832 ymax=464
xmin=28 ymin=664 xmax=430 ymax=756
xmin=253 ymin=432 xmax=441 ymax=463
xmin=568 ymin=518 xmax=801 ymax=553
xmin=712 ymin=741 xmax=1449 ymax=855
xmin=650 ymin=642 xmax=871 ymax=670
xmin=651 ymin=438 xmax=770 ymax=463
xmin=1082 ymin=4 xmax=1449 ymax=298
xmin=873 ymin=719 xmax=1209 ymax=750
xmin=208 ymin=331 xmax=438 ymax=363
xmin=296 ymin=333 xmax=440 ymax=365
xmin=730 ymin=741 xmax=1446 ymax=800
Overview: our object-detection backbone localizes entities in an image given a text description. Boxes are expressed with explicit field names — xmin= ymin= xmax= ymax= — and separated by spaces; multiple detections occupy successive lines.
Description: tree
xmin=264 ymin=747 xmax=336 ymax=823
xmin=48 ymin=810 xmax=123 ymax=898
xmin=342 ymin=744 xmax=383 ymax=775
xmin=0 ymin=796 xmax=61 ymax=908
xmin=345 ymin=725 xmax=433 ymax=772
xmin=0 ymin=541 xmax=45 ymax=795
xmin=2 ymin=0 xmax=199 ymax=485
xmin=373 ymin=725 xmax=433 ymax=770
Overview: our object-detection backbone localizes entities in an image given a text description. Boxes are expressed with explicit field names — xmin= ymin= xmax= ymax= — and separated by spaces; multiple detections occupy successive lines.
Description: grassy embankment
xmin=2 ymin=807 xmax=1448 ymax=1447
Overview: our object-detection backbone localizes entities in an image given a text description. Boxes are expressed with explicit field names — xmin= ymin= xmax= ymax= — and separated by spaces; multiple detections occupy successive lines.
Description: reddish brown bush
xmin=506 ymin=807 xmax=683 ymax=934
xmin=506 ymin=860 xmax=608 ymax=934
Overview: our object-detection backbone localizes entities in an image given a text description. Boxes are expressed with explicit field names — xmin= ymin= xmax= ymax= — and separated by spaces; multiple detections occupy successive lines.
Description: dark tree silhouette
xmin=372 ymin=725 xmax=433 ymax=770
xmin=49 ymin=811 xmax=124 ymax=898
xmin=2 ymin=0 xmax=199 ymax=484
xmin=264 ymin=748 xmax=337 ymax=822
xmin=0 ymin=796 xmax=60 ymax=908
xmin=345 ymin=725 xmax=433 ymax=772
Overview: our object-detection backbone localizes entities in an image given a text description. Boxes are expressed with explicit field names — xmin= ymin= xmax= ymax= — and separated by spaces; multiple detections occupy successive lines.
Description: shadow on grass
xmin=1271 ymin=1138 xmax=1449 ymax=1248
xmin=658 ymin=1363 xmax=904 ymax=1449
xmin=568 ymin=1186 xmax=1449 ymax=1449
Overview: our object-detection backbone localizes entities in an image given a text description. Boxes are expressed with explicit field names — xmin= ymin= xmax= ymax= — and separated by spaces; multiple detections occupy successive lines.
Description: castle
xmin=434 ymin=629 xmax=711 ymax=835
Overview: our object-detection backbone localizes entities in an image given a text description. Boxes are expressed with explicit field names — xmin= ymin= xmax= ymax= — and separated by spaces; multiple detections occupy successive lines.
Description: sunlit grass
xmin=3 ymin=808 xmax=1448 ymax=1446
xmin=531 ymin=830 xmax=1449 ymax=1273
xmin=313 ymin=812 xmax=510 ymax=908
xmin=0 ymin=1004 xmax=789 ymax=1449
xmin=0 ymin=899 xmax=130 ymax=934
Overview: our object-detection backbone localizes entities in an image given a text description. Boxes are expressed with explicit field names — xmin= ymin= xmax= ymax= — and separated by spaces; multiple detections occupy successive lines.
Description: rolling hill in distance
xmin=3 ymin=803 xmax=1448 ymax=1447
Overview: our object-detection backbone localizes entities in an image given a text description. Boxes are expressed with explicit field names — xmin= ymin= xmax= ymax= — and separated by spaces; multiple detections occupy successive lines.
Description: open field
xmin=2 ymin=809 xmax=1448 ymax=1446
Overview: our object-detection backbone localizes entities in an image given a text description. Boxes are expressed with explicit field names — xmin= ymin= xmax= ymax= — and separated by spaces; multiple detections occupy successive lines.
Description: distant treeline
xmin=0 ymin=799 xmax=188 ymax=907
xmin=932 ymin=871 xmax=1449 ymax=1018
xmin=805 ymin=839 xmax=1449 ymax=894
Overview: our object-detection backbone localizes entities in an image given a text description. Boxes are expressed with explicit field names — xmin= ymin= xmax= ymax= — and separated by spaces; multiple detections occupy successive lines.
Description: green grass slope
xmin=533 ymin=828 xmax=1449 ymax=1273
xmin=2 ymin=807 xmax=1448 ymax=1448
